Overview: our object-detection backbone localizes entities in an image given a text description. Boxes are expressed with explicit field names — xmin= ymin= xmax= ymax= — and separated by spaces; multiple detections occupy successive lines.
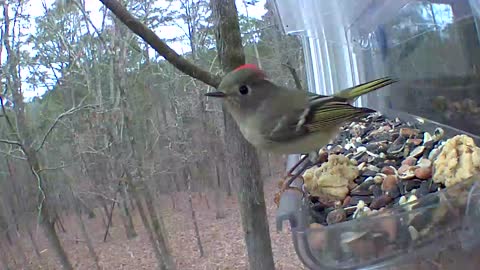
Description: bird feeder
xmin=273 ymin=0 xmax=480 ymax=269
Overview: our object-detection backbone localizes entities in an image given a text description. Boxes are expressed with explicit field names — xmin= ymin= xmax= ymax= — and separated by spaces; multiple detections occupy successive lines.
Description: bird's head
xmin=205 ymin=64 xmax=271 ymax=115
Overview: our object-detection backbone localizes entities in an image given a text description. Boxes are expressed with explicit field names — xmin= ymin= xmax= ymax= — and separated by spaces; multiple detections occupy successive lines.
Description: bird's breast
xmin=239 ymin=121 xmax=268 ymax=148
xmin=239 ymin=117 xmax=337 ymax=155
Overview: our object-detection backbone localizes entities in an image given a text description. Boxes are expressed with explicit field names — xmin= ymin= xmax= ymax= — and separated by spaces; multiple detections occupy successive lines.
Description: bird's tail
xmin=334 ymin=77 xmax=397 ymax=101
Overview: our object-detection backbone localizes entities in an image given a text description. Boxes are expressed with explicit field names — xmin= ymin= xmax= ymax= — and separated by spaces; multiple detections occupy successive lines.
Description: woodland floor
xmin=6 ymin=177 xmax=307 ymax=270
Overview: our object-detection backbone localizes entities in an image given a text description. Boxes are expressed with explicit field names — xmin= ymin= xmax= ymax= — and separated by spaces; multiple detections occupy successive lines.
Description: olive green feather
xmin=302 ymin=77 xmax=397 ymax=131
xmin=263 ymin=77 xmax=396 ymax=141
xmin=334 ymin=77 xmax=397 ymax=101
xmin=306 ymin=77 xmax=396 ymax=102
xmin=304 ymin=101 xmax=375 ymax=131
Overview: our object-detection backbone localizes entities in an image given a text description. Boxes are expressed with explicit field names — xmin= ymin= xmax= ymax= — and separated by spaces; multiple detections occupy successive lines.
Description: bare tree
xmin=1 ymin=2 xmax=74 ymax=269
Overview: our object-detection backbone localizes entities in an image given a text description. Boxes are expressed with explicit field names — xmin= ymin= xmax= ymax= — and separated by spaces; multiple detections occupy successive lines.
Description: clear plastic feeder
xmin=277 ymin=175 xmax=480 ymax=270
xmin=273 ymin=0 xmax=480 ymax=269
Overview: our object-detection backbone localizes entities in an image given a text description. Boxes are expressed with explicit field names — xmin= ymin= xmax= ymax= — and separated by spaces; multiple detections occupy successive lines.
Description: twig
xmin=0 ymin=138 xmax=21 ymax=146
xmin=79 ymin=150 xmax=109 ymax=157
xmin=63 ymin=238 xmax=104 ymax=244
xmin=103 ymin=180 xmax=121 ymax=242
xmin=283 ymin=61 xmax=303 ymax=90
xmin=72 ymin=0 xmax=113 ymax=54
xmin=31 ymin=165 xmax=46 ymax=225
xmin=35 ymin=99 xmax=97 ymax=151
xmin=0 ymin=149 xmax=26 ymax=160
xmin=76 ymin=191 xmax=119 ymax=203
xmin=37 ymin=162 xmax=72 ymax=173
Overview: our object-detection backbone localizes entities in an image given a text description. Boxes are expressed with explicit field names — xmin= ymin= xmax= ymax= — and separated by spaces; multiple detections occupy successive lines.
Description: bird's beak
xmin=204 ymin=91 xmax=226 ymax=98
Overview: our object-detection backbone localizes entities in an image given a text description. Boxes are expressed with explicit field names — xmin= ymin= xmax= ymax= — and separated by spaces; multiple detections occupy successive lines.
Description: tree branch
xmin=76 ymin=191 xmax=119 ymax=203
xmin=35 ymin=97 xmax=98 ymax=152
xmin=98 ymin=0 xmax=221 ymax=88
xmin=73 ymin=0 xmax=112 ymax=54
xmin=37 ymin=162 xmax=72 ymax=173
xmin=0 ymin=149 xmax=26 ymax=160
xmin=0 ymin=138 xmax=22 ymax=147
xmin=283 ymin=61 xmax=303 ymax=90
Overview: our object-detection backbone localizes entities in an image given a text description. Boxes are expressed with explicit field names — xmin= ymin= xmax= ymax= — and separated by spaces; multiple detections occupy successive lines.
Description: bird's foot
xmin=275 ymin=150 xmax=326 ymax=207
xmin=282 ymin=158 xmax=312 ymax=190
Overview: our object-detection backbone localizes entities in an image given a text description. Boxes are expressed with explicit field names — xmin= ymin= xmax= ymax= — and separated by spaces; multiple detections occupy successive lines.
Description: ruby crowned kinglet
xmin=205 ymin=64 xmax=397 ymax=155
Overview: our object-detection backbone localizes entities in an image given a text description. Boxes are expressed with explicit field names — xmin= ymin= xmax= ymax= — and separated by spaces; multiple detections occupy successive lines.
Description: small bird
xmin=205 ymin=64 xmax=397 ymax=156
xmin=205 ymin=64 xmax=397 ymax=188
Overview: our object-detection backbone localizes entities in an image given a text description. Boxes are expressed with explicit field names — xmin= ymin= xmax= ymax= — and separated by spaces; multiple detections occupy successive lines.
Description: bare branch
xmin=35 ymin=98 xmax=98 ymax=152
xmin=38 ymin=162 xmax=73 ymax=173
xmin=31 ymin=164 xmax=46 ymax=225
xmin=0 ymin=149 xmax=26 ymax=160
xmin=62 ymin=237 xmax=105 ymax=244
xmin=283 ymin=61 xmax=303 ymax=90
xmin=0 ymin=138 xmax=22 ymax=146
xmin=98 ymin=0 xmax=221 ymax=88
xmin=72 ymin=0 xmax=112 ymax=54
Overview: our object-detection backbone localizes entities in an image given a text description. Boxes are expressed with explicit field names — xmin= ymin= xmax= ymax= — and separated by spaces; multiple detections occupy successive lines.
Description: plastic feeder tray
xmin=275 ymin=109 xmax=480 ymax=270
xmin=276 ymin=174 xmax=480 ymax=270
xmin=273 ymin=0 xmax=480 ymax=268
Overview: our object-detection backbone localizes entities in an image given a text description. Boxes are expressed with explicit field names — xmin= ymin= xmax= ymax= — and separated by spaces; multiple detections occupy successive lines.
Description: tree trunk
xmin=184 ymin=169 xmax=205 ymax=257
xmin=202 ymin=193 xmax=210 ymax=209
xmin=11 ymin=233 xmax=29 ymax=270
xmin=143 ymin=188 xmax=176 ymax=269
xmin=214 ymin=164 xmax=226 ymax=219
xmin=0 ymin=165 xmax=29 ymax=268
xmin=170 ymin=193 xmax=176 ymax=210
xmin=26 ymin=225 xmax=42 ymax=259
xmin=75 ymin=208 xmax=100 ymax=270
xmin=211 ymin=1 xmax=276 ymax=269
xmin=103 ymin=182 xmax=120 ymax=242
xmin=5 ymin=230 xmax=13 ymax=246
xmin=68 ymin=182 xmax=100 ymax=270
xmin=126 ymin=186 xmax=136 ymax=212
xmin=0 ymin=244 xmax=11 ymax=270
xmin=227 ymin=167 xmax=234 ymax=197
xmin=124 ymin=170 xmax=170 ymax=270
xmin=43 ymin=219 xmax=73 ymax=270
xmin=101 ymin=199 xmax=111 ymax=228
xmin=119 ymin=184 xmax=137 ymax=239
xmin=54 ymin=213 xmax=67 ymax=233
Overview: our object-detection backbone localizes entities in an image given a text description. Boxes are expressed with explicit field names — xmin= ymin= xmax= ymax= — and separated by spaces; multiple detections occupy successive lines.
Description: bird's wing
xmin=260 ymin=77 xmax=395 ymax=142
xmin=260 ymin=94 xmax=374 ymax=142
xmin=302 ymin=99 xmax=375 ymax=132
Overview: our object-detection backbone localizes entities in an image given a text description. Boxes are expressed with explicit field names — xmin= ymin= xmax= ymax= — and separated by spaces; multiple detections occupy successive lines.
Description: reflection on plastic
xmin=275 ymin=0 xmax=473 ymax=49
xmin=349 ymin=1 xmax=459 ymax=51
xmin=459 ymin=178 xmax=480 ymax=250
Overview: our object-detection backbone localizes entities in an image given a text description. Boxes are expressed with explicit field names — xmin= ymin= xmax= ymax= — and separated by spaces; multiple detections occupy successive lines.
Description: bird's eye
xmin=239 ymin=85 xmax=249 ymax=95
